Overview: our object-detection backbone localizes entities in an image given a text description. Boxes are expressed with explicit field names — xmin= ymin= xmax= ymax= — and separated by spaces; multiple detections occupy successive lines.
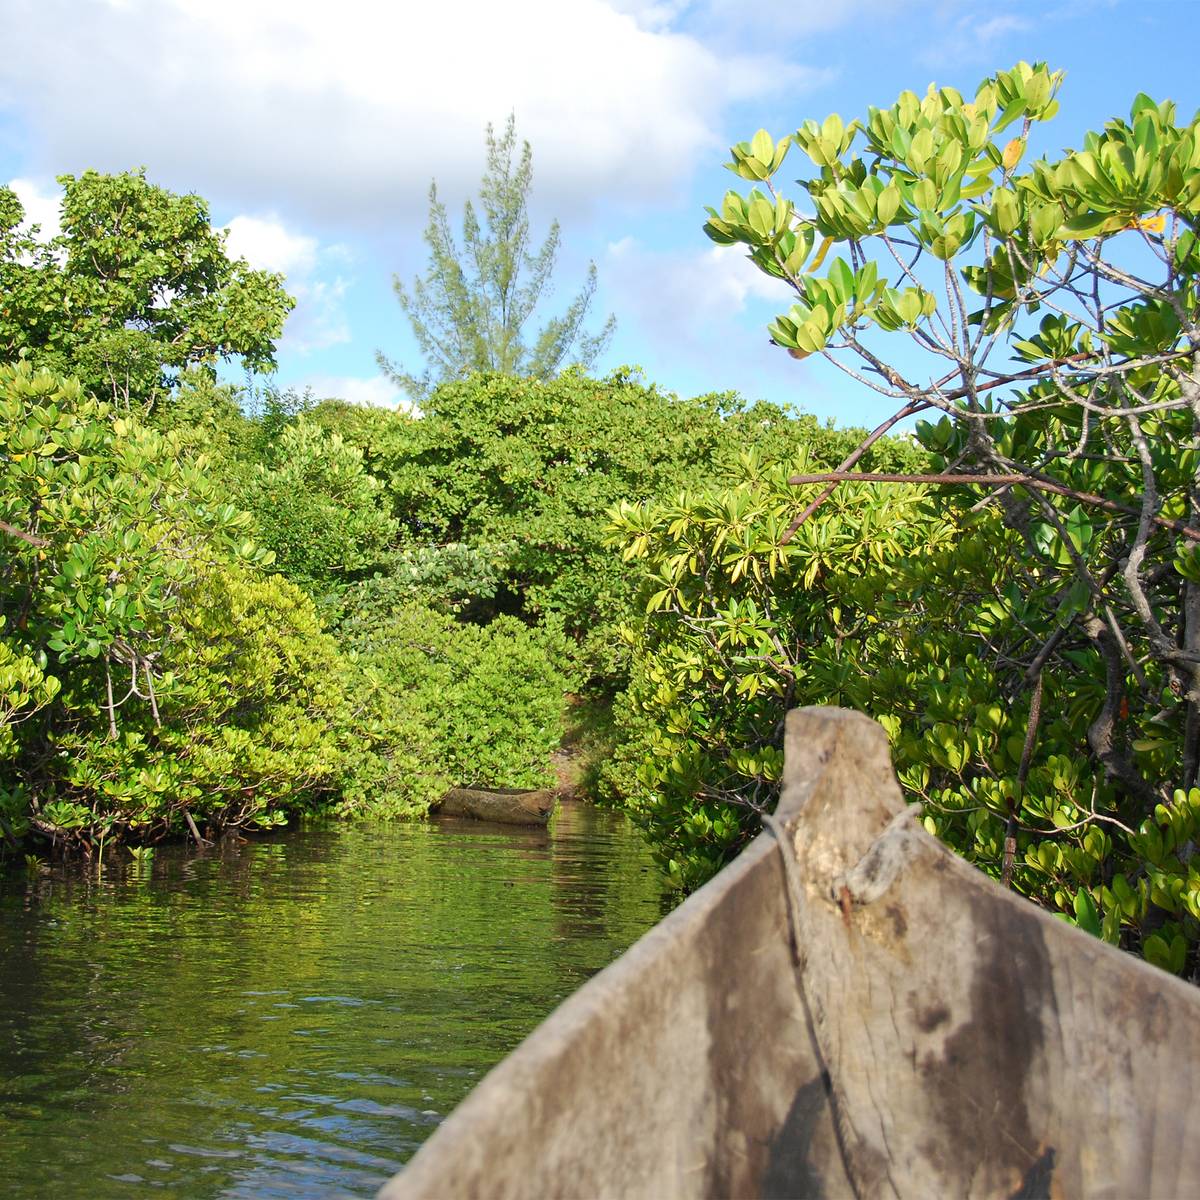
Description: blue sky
xmin=1 ymin=0 xmax=1197 ymax=427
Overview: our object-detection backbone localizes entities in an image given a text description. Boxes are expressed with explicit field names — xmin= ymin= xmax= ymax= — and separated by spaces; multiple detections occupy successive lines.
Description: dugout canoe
xmin=435 ymin=785 xmax=557 ymax=826
xmin=380 ymin=706 xmax=1200 ymax=1199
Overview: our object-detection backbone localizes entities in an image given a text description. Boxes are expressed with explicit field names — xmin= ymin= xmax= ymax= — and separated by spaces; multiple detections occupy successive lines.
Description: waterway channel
xmin=0 ymin=802 xmax=666 ymax=1199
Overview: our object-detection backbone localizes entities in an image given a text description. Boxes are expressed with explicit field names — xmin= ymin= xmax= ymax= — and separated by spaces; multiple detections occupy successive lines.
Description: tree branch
xmin=0 ymin=519 xmax=48 ymax=548
xmin=785 ymin=471 xmax=1200 ymax=542
xmin=778 ymin=352 xmax=1104 ymax=544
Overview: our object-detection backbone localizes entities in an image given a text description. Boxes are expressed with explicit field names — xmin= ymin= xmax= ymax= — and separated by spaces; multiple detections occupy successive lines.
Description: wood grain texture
xmin=379 ymin=707 xmax=1200 ymax=1200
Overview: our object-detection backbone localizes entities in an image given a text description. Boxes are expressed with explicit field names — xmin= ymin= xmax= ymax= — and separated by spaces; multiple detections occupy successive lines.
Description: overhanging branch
xmin=784 ymin=471 xmax=1200 ymax=543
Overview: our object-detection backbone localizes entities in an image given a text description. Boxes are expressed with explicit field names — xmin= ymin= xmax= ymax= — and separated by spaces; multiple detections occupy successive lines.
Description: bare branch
xmin=0 ymin=519 xmax=48 ymax=549
xmin=785 ymin=471 xmax=1200 ymax=542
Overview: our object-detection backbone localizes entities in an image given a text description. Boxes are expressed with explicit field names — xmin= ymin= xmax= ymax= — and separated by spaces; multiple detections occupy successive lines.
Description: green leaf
xmin=750 ymin=128 xmax=775 ymax=165
xmin=1060 ymin=211 xmax=1115 ymax=238
xmin=827 ymin=258 xmax=855 ymax=301
xmin=1073 ymin=889 xmax=1102 ymax=937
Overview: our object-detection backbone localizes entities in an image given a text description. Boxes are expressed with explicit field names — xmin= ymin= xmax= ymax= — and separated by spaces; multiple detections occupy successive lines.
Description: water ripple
xmin=0 ymin=803 xmax=663 ymax=1198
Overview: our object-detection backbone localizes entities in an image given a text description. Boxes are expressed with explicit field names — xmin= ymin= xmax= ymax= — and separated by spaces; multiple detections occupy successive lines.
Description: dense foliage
xmin=244 ymin=416 xmax=397 ymax=596
xmin=605 ymin=458 xmax=944 ymax=887
xmin=0 ymin=170 xmax=293 ymax=408
xmin=0 ymin=358 xmax=620 ymax=847
xmin=602 ymin=64 xmax=1200 ymax=976
xmin=3 ymin=170 xmax=918 ymax=864
xmin=12 ymin=81 xmax=1194 ymax=986
xmin=318 ymin=369 xmax=923 ymax=681
xmin=332 ymin=598 xmax=573 ymax=792
xmin=0 ymin=360 xmax=349 ymax=846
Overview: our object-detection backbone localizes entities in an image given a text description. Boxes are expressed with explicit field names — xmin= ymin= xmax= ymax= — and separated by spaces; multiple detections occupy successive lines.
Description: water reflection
xmin=0 ymin=802 xmax=664 ymax=1199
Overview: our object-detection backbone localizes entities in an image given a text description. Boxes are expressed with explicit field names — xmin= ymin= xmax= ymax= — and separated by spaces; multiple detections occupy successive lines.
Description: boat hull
xmin=381 ymin=707 xmax=1200 ymax=1199
xmin=436 ymin=786 xmax=557 ymax=826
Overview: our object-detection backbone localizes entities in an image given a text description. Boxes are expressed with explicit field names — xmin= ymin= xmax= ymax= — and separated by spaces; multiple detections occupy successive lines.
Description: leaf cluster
xmin=628 ymin=66 xmax=1200 ymax=974
xmin=0 ymin=170 xmax=293 ymax=409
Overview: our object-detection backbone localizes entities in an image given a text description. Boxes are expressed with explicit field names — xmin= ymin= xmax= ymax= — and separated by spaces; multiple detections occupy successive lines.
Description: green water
xmin=0 ymin=804 xmax=665 ymax=1199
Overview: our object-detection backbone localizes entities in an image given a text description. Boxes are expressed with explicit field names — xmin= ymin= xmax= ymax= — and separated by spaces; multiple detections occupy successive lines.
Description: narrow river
xmin=0 ymin=803 xmax=666 ymax=1199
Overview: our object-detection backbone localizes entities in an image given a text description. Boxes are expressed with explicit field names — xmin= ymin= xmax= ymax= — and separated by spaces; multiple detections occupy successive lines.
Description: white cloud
xmin=602 ymin=237 xmax=802 ymax=395
xmin=0 ymin=0 xmax=822 ymax=228
xmin=7 ymin=177 xmax=61 ymax=240
xmin=974 ymin=14 xmax=1031 ymax=42
xmin=223 ymin=211 xmax=350 ymax=355
xmin=225 ymin=214 xmax=318 ymax=276
xmin=606 ymin=0 xmax=693 ymax=31
xmin=917 ymin=7 xmax=1032 ymax=67
xmin=612 ymin=0 xmax=912 ymax=40
xmin=607 ymin=238 xmax=793 ymax=321
xmin=303 ymin=373 xmax=409 ymax=409
xmin=284 ymin=276 xmax=351 ymax=355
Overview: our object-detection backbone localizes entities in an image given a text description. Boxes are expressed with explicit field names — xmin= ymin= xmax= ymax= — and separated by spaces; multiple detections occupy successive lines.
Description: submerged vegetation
xmin=3 ymin=63 xmax=1200 ymax=980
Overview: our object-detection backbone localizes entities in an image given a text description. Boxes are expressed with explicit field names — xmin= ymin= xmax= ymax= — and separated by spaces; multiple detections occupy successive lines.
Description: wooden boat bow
xmin=379 ymin=707 xmax=1200 ymax=1199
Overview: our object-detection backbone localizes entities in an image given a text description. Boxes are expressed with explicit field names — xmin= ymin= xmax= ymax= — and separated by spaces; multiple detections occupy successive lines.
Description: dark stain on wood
xmin=762 ymin=1075 xmax=830 ymax=1200
xmin=915 ymin=1002 xmax=951 ymax=1033
xmin=922 ymin=893 xmax=1053 ymax=1185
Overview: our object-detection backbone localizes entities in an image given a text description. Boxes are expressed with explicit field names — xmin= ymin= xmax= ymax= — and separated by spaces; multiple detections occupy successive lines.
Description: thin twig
xmin=0 ymin=519 xmax=49 ymax=548
xmin=780 ymin=399 xmax=927 ymax=543
xmin=785 ymin=471 xmax=1200 ymax=542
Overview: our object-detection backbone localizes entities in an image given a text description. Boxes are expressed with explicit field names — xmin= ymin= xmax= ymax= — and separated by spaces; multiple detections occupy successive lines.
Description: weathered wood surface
xmin=379 ymin=707 xmax=1200 ymax=1199
xmin=436 ymin=786 xmax=557 ymax=825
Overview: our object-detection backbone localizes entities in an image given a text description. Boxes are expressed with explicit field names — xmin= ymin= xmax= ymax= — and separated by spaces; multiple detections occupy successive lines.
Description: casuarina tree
xmin=378 ymin=115 xmax=615 ymax=403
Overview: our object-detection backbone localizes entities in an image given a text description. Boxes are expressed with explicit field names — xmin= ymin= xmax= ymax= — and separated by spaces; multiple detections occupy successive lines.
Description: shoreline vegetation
xmin=0 ymin=356 xmax=921 ymax=858
xmin=4 ymin=61 xmax=1200 ymax=981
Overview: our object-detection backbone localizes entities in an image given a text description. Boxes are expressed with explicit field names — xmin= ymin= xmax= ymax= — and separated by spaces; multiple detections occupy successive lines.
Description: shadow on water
xmin=0 ymin=802 xmax=665 ymax=1199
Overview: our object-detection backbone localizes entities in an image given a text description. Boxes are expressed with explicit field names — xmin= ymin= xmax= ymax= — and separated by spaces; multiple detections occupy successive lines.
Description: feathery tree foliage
xmin=378 ymin=116 xmax=615 ymax=402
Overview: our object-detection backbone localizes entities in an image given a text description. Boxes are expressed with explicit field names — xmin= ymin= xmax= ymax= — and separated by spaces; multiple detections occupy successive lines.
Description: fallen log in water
xmin=380 ymin=707 xmax=1200 ymax=1199
xmin=435 ymin=786 xmax=557 ymax=826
